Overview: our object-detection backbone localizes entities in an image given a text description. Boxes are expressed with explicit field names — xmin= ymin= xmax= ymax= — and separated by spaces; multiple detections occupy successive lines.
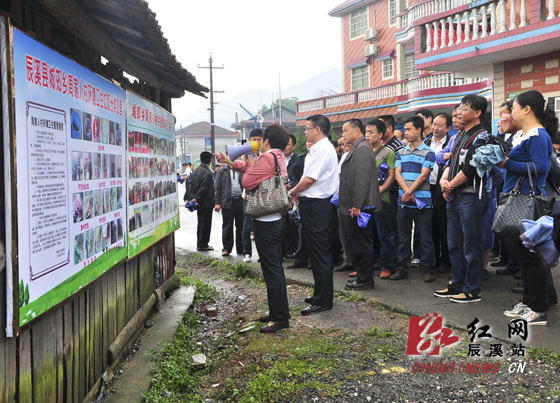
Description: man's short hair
xmin=289 ymin=134 xmax=297 ymax=146
xmin=263 ymin=124 xmax=290 ymax=150
xmin=200 ymin=151 xmax=212 ymax=164
xmin=404 ymin=115 xmax=424 ymax=136
xmin=452 ymin=103 xmax=461 ymax=112
xmin=346 ymin=119 xmax=364 ymax=134
xmin=182 ymin=162 xmax=187 ymax=166
xmin=249 ymin=128 xmax=263 ymax=139
xmin=331 ymin=140 xmax=339 ymax=148
xmin=307 ymin=115 xmax=331 ymax=136
xmin=461 ymin=94 xmax=488 ymax=114
xmin=415 ymin=108 xmax=434 ymax=122
xmin=434 ymin=112 xmax=452 ymax=128
xmin=378 ymin=115 xmax=395 ymax=130
xmin=366 ymin=119 xmax=386 ymax=135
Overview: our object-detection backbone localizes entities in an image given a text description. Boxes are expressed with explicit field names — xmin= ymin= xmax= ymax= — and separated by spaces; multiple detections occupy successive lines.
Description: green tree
xmin=294 ymin=127 xmax=307 ymax=154
xmin=19 ymin=280 xmax=24 ymax=307
xmin=261 ymin=97 xmax=299 ymax=114
xmin=24 ymin=284 xmax=30 ymax=305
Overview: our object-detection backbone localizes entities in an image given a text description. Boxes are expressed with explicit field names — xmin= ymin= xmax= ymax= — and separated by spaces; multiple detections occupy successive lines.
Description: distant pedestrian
xmin=190 ymin=151 xmax=215 ymax=251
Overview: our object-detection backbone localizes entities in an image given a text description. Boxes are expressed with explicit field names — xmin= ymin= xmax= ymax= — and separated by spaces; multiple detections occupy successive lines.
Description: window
xmin=405 ymin=54 xmax=419 ymax=78
xmin=389 ymin=0 xmax=397 ymax=26
xmin=351 ymin=66 xmax=369 ymax=90
xmin=350 ymin=6 xmax=368 ymax=39
xmin=382 ymin=59 xmax=394 ymax=79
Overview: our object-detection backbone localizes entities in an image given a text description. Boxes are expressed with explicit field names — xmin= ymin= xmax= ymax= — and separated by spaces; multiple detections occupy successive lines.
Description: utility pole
xmin=199 ymin=53 xmax=224 ymax=166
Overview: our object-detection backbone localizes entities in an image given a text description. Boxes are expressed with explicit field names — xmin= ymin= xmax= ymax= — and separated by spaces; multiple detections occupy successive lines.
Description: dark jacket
xmin=424 ymin=134 xmax=451 ymax=206
xmin=214 ymin=165 xmax=243 ymax=209
xmin=339 ymin=136 xmax=382 ymax=213
xmin=190 ymin=164 xmax=215 ymax=208
xmin=285 ymin=153 xmax=298 ymax=184
xmin=291 ymin=152 xmax=306 ymax=186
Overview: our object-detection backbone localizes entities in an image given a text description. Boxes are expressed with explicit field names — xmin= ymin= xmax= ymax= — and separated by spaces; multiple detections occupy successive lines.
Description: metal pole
xmin=209 ymin=55 xmax=216 ymax=166
xmin=279 ymin=73 xmax=282 ymax=125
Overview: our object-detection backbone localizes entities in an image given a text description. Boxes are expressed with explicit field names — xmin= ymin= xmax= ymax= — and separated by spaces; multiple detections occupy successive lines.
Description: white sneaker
xmin=410 ymin=258 xmax=420 ymax=266
xmin=243 ymin=254 xmax=251 ymax=263
xmin=517 ymin=308 xmax=547 ymax=326
xmin=504 ymin=302 xmax=528 ymax=318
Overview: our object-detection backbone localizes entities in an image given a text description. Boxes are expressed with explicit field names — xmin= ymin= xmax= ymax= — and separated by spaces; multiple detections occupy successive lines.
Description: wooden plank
xmin=32 ymin=315 xmax=57 ymax=403
xmin=124 ymin=262 xmax=136 ymax=324
xmin=101 ymin=276 xmax=109 ymax=371
xmin=75 ymin=293 xmax=86 ymax=402
xmin=63 ymin=304 xmax=74 ymax=403
xmin=138 ymin=250 xmax=153 ymax=307
xmin=116 ymin=265 xmax=126 ymax=334
xmin=86 ymin=289 xmax=93 ymax=391
xmin=18 ymin=330 xmax=32 ymax=403
xmin=54 ymin=309 xmax=64 ymax=403
xmin=93 ymin=281 xmax=103 ymax=383
xmin=107 ymin=270 xmax=117 ymax=345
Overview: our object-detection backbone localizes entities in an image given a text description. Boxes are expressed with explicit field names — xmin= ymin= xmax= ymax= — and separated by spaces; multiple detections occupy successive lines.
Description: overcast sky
xmin=147 ymin=0 xmax=343 ymax=129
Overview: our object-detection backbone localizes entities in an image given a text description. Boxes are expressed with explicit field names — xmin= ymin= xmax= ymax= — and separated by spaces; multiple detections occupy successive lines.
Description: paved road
xmin=175 ymin=192 xmax=560 ymax=353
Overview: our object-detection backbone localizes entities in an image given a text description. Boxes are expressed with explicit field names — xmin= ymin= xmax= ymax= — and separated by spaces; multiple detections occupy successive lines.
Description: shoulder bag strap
xmin=373 ymin=144 xmax=385 ymax=160
xmin=531 ymin=161 xmax=544 ymax=195
xmin=270 ymin=152 xmax=282 ymax=187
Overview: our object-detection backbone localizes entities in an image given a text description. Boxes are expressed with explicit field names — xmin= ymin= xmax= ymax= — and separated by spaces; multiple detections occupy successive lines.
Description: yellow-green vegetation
xmin=179 ymin=274 xmax=218 ymax=304
xmin=527 ymin=346 xmax=560 ymax=365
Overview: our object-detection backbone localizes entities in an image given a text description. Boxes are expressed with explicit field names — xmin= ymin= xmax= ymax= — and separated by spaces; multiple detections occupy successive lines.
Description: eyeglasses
xmin=304 ymin=126 xmax=316 ymax=131
xmin=457 ymin=107 xmax=475 ymax=113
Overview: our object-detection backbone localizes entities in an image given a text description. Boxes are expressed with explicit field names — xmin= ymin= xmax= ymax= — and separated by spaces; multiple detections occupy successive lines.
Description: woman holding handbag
xmin=215 ymin=124 xmax=291 ymax=333
xmin=497 ymin=90 xmax=558 ymax=325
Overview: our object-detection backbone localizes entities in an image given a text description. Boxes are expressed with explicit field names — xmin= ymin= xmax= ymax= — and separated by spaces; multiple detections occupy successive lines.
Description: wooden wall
xmin=0 ymin=234 xmax=175 ymax=403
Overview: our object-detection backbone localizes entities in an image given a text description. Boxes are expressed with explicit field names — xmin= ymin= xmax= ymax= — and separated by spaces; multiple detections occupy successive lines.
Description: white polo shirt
xmin=299 ymin=137 xmax=339 ymax=199
xmin=428 ymin=135 xmax=446 ymax=185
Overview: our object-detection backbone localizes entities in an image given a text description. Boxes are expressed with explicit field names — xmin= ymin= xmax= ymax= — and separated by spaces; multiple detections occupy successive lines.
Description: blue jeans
xmin=242 ymin=199 xmax=253 ymax=256
xmin=447 ymin=193 xmax=489 ymax=296
xmin=373 ymin=202 xmax=396 ymax=270
xmin=397 ymin=207 xmax=436 ymax=272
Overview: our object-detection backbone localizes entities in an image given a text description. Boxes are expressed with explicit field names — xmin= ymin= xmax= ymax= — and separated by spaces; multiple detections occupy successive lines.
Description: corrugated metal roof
xmin=176 ymin=121 xmax=234 ymax=136
xmin=40 ymin=0 xmax=208 ymax=98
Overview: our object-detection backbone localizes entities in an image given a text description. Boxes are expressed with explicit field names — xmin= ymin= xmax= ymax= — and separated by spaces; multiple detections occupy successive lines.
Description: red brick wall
xmin=504 ymin=50 xmax=560 ymax=100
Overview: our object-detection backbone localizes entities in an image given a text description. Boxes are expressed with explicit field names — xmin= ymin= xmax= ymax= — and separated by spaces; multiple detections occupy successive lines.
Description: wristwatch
xmin=288 ymin=190 xmax=295 ymax=197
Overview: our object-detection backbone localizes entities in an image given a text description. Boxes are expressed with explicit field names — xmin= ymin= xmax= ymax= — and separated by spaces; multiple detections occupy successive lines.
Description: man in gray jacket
xmin=339 ymin=119 xmax=382 ymax=290
xmin=214 ymin=164 xmax=244 ymax=256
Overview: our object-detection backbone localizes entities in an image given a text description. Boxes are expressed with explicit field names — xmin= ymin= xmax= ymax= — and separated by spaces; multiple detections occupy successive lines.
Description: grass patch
xmin=339 ymin=291 xmax=362 ymax=303
xmin=527 ymin=347 xmax=560 ymax=365
xmin=179 ymin=275 xmax=218 ymax=304
xmin=143 ymin=310 xmax=202 ymax=402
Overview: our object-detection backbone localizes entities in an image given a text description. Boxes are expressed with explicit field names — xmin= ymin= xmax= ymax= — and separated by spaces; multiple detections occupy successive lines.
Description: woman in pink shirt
xmin=216 ymin=124 xmax=291 ymax=333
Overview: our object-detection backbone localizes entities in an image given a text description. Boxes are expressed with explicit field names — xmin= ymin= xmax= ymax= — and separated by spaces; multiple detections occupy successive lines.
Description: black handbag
xmin=245 ymin=153 xmax=291 ymax=219
xmin=492 ymin=162 xmax=556 ymax=239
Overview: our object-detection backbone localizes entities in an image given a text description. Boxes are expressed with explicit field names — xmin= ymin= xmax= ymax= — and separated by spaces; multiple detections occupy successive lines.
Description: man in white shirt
xmin=426 ymin=112 xmax=453 ymax=273
xmin=289 ymin=115 xmax=339 ymax=315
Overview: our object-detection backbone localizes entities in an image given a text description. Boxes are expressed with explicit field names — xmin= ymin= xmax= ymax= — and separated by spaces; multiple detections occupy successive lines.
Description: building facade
xmin=176 ymin=121 xmax=236 ymax=166
xmin=296 ymin=0 xmax=560 ymax=130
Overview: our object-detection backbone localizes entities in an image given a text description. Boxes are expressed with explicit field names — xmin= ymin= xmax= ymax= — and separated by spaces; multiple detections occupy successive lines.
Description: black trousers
xmin=517 ymin=238 xmax=548 ymax=312
xmin=299 ymin=198 xmax=333 ymax=307
xmin=293 ymin=224 xmax=308 ymax=265
xmin=432 ymin=203 xmax=451 ymax=267
xmin=329 ymin=204 xmax=342 ymax=261
xmin=222 ymin=198 xmax=244 ymax=253
xmin=346 ymin=213 xmax=374 ymax=283
xmin=283 ymin=213 xmax=299 ymax=255
xmin=196 ymin=206 xmax=213 ymax=249
xmin=338 ymin=208 xmax=354 ymax=265
xmin=253 ymin=219 xmax=290 ymax=321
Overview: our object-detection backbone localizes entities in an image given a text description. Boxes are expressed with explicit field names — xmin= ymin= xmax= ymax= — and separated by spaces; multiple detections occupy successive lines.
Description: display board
xmin=126 ymin=91 xmax=179 ymax=258
xmin=11 ymin=28 xmax=127 ymax=329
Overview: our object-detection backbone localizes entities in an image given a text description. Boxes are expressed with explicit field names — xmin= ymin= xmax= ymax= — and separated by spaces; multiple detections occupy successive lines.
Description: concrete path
xmin=104 ymin=286 xmax=195 ymax=403
xmin=176 ymin=197 xmax=560 ymax=353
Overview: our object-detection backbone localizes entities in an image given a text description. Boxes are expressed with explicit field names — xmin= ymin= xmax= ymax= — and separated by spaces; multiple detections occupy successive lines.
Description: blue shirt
xmin=396 ymin=142 xmax=435 ymax=208
xmin=503 ymin=128 xmax=552 ymax=195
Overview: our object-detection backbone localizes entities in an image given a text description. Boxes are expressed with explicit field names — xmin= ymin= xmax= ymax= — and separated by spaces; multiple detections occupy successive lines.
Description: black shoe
xmin=489 ymin=251 xmax=500 ymax=261
xmin=284 ymin=253 xmax=296 ymax=259
xmin=345 ymin=280 xmax=374 ymax=290
xmin=197 ymin=246 xmax=214 ymax=251
xmin=514 ymin=272 xmax=523 ymax=280
xmin=301 ymin=305 xmax=332 ymax=316
xmin=258 ymin=315 xmax=270 ymax=323
xmin=517 ymin=281 xmax=523 ymax=286
xmin=286 ymin=262 xmax=307 ymax=269
xmin=308 ymin=265 xmax=312 ymax=270
xmin=512 ymin=286 xmax=523 ymax=294
xmin=304 ymin=296 xmax=313 ymax=304
xmin=490 ymin=259 xmax=507 ymax=267
xmin=335 ymin=263 xmax=354 ymax=272
xmin=496 ymin=267 xmax=518 ymax=275
xmin=259 ymin=321 xmax=289 ymax=333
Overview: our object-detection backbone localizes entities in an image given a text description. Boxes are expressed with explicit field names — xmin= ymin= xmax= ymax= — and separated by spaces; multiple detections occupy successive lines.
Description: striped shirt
xmin=395 ymin=142 xmax=435 ymax=208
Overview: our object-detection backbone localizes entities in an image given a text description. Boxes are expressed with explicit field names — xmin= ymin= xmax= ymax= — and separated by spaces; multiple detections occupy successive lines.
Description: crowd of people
xmin=186 ymin=89 xmax=559 ymax=333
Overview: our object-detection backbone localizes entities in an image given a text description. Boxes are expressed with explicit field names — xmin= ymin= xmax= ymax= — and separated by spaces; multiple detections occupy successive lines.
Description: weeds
xmin=340 ymin=291 xmax=362 ymax=303
xmin=528 ymin=347 xmax=560 ymax=365
xmin=179 ymin=275 xmax=218 ymax=304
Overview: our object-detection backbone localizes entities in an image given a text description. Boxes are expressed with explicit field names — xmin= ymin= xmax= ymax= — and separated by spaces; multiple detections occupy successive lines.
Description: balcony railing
xmin=401 ymin=0 xmax=470 ymax=28
xmin=296 ymin=72 xmax=489 ymax=114
xmin=421 ymin=0 xmax=559 ymax=54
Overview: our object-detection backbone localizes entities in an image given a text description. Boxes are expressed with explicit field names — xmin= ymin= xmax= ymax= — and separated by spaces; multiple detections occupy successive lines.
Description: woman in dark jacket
xmin=498 ymin=90 xmax=558 ymax=326
xmin=216 ymin=124 xmax=291 ymax=333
